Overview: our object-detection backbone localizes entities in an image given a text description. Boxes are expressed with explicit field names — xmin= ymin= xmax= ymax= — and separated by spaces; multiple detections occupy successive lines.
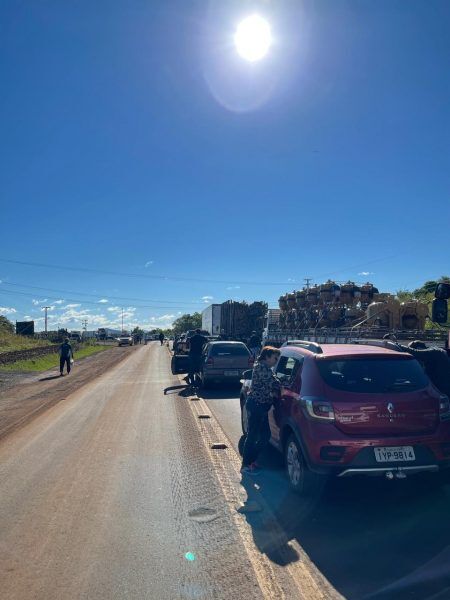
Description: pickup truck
xmin=118 ymin=333 xmax=133 ymax=347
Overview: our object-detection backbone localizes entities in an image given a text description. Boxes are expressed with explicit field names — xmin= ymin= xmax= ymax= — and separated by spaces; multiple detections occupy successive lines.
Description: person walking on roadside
xmin=248 ymin=330 xmax=261 ymax=360
xmin=59 ymin=337 xmax=74 ymax=376
xmin=187 ymin=329 xmax=208 ymax=386
xmin=241 ymin=346 xmax=281 ymax=475
xmin=159 ymin=332 xmax=165 ymax=346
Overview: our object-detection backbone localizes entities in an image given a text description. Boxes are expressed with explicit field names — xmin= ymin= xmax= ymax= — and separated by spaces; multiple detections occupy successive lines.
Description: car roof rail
xmin=282 ymin=340 xmax=323 ymax=354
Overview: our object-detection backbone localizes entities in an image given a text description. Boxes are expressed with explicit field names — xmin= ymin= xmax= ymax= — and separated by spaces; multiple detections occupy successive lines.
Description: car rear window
xmin=317 ymin=358 xmax=429 ymax=393
xmin=210 ymin=344 xmax=250 ymax=357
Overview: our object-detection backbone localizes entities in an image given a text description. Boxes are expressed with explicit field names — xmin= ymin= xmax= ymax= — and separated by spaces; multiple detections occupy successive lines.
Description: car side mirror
xmin=432 ymin=298 xmax=448 ymax=324
xmin=435 ymin=283 xmax=450 ymax=300
xmin=242 ymin=369 xmax=253 ymax=380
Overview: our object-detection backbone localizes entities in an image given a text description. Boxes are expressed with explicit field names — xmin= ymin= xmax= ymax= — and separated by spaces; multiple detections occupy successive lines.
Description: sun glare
xmin=234 ymin=15 xmax=272 ymax=62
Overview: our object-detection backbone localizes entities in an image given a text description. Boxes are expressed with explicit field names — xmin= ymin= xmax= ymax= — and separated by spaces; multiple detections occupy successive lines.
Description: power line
xmin=0 ymin=258 xmax=288 ymax=286
xmin=0 ymin=280 xmax=204 ymax=305
xmin=0 ymin=288 xmax=201 ymax=310
xmin=0 ymin=255 xmax=400 ymax=288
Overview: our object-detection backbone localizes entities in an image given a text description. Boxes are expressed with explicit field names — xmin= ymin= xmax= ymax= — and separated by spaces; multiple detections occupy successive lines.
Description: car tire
xmin=200 ymin=376 xmax=210 ymax=390
xmin=284 ymin=434 xmax=323 ymax=496
xmin=241 ymin=399 xmax=249 ymax=435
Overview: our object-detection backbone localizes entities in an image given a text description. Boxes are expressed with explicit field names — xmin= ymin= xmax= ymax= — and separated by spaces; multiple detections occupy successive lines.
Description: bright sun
xmin=234 ymin=15 xmax=272 ymax=62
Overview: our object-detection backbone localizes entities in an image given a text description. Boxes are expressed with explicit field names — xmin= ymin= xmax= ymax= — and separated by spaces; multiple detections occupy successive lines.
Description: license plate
xmin=224 ymin=370 xmax=239 ymax=376
xmin=374 ymin=446 xmax=415 ymax=462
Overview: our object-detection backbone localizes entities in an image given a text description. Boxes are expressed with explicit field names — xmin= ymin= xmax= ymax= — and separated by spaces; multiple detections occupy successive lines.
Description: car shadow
xmin=39 ymin=375 xmax=62 ymax=381
xmin=235 ymin=441 xmax=450 ymax=599
xmin=197 ymin=385 xmax=241 ymax=401
xmin=164 ymin=384 xmax=188 ymax=395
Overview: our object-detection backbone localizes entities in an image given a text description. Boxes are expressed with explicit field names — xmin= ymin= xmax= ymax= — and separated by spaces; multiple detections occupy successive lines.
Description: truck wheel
xmin=240 ymin=399 xmax=249 ymax=435
xmin=284 ymin=434 xmax=322 ymax=496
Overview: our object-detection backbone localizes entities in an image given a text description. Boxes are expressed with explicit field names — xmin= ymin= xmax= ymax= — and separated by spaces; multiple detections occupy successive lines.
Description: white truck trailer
xmin=202 ymin=304 xmax=222 ymax=336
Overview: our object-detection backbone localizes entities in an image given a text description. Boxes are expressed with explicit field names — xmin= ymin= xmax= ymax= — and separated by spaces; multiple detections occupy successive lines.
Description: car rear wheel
xmin=285 ymin=434 xmax=323 ymax=496
xmin=241 ymin=399 xmax=248 ymax=435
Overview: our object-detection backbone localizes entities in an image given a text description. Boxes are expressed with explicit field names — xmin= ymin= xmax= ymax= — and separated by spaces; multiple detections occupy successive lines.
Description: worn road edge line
xmin=175 ymin=374 xmax=341 ymax=600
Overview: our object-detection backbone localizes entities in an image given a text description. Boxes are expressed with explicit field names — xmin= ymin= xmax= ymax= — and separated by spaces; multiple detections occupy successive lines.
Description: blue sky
xmin=1 ymin=1 xmax=449 ymax=331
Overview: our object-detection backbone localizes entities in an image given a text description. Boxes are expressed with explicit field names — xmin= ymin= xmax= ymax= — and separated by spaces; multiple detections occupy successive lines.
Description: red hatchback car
xmin=240 ymin=341 xmax=450 ymax=494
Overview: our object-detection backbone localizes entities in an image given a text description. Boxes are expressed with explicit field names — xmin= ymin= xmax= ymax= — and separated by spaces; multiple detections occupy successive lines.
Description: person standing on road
xmin=159 ymin=332 xmax=165 ymax=346
xmin=186 ymin=329 xmax=208 ymax=386
xmin=241 ymin=346 xmax=281 ymax=475
xmin=248 ymin=330 xmax=261 ymax=360
xmin=393 ymin=340 xmax=450 ymax=398
xmin=59 ymin=337 xmax=74 ymax=376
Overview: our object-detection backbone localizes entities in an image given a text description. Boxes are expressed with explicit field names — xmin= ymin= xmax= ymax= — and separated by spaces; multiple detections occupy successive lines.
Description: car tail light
xmin=207 ymin=357 xmax=214 ymax=366
xmin=439 ymin=395 xmax=450 ymax=421
xmin=301 ymin=396 xmax=335 ymax=421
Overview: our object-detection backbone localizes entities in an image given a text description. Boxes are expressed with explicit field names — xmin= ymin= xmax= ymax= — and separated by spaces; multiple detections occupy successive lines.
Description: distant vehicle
xmin=240 ymin=342 xmax=450 ymax=495
xmin=98 ymin=327 xmax=122 ymax=340
xmin=69 ymin=331 xmax=82 ymax=342
xmin=202 ymin=304 xmax=222 ymax=336
xmin=199 ymin=341 xmax=254 ymax=387
xmin=118 ymin=333 xmax=133 ymax=347
xmin=178 ymin=330 xmax=210 ymax=354
xmin=202 ymin=301 xmax=266 ymax=342
xmin=82 ymin=330 xmax=97 ymax=339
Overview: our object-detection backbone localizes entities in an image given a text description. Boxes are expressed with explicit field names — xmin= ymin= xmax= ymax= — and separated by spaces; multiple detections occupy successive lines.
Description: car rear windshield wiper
xmin=384 ymin=382 xmax=415 ymax=391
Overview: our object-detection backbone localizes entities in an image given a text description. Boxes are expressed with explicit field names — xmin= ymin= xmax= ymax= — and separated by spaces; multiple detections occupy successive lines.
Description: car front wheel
xmin=285 ymin=434 xmax=323 ymax=496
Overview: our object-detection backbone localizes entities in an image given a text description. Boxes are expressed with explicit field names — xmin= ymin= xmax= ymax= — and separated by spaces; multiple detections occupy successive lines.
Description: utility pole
xmin=82 ymin=319 xmax=88 ymax=331
xmin=121 ymin=308 xmax=124 ymax=333
xmin=42 ymin=306 xmax=51 ymax=335
xmin=304 ymin=278 xmax=313 ymax=290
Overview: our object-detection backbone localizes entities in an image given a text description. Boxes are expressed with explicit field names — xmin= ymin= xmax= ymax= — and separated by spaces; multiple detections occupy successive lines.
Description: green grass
xmin=0 ymin=331 xmax=54 ymax=354
xmin=0 ymin=344 xmax=110 ymax=372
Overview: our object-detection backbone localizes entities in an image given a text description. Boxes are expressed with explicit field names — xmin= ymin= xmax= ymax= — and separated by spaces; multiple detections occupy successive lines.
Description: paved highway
xmin=2 ymin=344 xmax=450 ymax=599
xmin=199 ymin=387 xmax=450 ymax=599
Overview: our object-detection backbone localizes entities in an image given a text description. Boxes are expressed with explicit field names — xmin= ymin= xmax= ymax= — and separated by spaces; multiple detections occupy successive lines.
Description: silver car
xmin=199 ymin=341 xmax=254 ymax=388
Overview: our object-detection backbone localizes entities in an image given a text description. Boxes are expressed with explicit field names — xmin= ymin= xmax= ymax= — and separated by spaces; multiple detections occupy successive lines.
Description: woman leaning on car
xmin=241 ymin=346 xmax=281 ymax=475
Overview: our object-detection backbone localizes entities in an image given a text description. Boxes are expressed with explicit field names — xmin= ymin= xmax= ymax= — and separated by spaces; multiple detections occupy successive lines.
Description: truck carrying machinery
xmin=264 ymin=280 xmax=448 ymax=348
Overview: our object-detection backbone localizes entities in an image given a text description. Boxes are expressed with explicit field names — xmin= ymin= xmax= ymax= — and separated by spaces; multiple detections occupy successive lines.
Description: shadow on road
xmin=236 ymin=441 xmax=450 ymax=599
xmin=164 ymin=384 xmax=188 ymax=395
xmin=197 ymin=385 xmax=241 ymax=401
xmin=39 ymin=375 xmax=62 ymax=381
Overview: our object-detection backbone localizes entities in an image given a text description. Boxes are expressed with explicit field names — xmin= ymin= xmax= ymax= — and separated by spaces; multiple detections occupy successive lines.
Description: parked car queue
xmin=172 ymin=336 xmax=450 ymax=497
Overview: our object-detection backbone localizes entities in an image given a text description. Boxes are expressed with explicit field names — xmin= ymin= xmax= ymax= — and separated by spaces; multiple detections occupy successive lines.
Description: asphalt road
xmin=0 ymin=344 xmax=333 ymax=600
xmin=2 ymin=344 xmax=450 ymax=600
xmin=200 ymin=386 xmax=450 ymax=599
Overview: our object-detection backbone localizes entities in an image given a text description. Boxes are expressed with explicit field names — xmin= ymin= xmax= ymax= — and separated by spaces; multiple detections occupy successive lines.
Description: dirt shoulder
xmin=0 ymin=345 xmax=140 ymax=441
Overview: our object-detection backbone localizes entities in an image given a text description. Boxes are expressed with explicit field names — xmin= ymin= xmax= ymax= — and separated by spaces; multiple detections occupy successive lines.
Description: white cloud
xmin=63 ymin=303 xmax=81 ymax=309
xmin=32 ymin=298 xmax=48 ymax=305
xmin=201 ymin=295 xmax=213 ymax=303
xmin=54 ymin=299 xmax=64 ymax=305
xmin=0 ymin=306 xmax=17 ymax=314
xmin=107 ymin=306 xmax=122 ymax=313
xmin=226 ymin=285 xmax=241 ymax=290
xmin=144 ymin=260 xmax=154 ymax=268
xmin=98 ymin=298 xmax=109 ymax=303
xmin=23 ymin=315 xmax=32 ymax=320
xmin=287 ymin=278 xmax=296 ymax=283
xmin=358 ymin=271 xmax=375 ymax=277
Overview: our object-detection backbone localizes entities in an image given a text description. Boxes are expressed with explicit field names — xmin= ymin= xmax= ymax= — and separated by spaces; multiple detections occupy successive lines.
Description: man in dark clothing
xmin=187 ymin=329 xmax=208 ymax=385
xmin=395 ymin=340 xmax=450 ymax=398
xmin=248 ymin=331 xmax=261 ymax=359
xmin=159 ymin=332 xmax=165 ymax=346
xmin=59 ymin=338 xmax=73 ymax=376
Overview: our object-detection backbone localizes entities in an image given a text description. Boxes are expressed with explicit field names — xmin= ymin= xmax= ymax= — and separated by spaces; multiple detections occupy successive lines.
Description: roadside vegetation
xmin=397 ymin=276 xmax=450 ymax=328
xmin=0 ymin=343 xmax=110 ymax=372
xmin=0 ymin=317 xmax=54 ymax=354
